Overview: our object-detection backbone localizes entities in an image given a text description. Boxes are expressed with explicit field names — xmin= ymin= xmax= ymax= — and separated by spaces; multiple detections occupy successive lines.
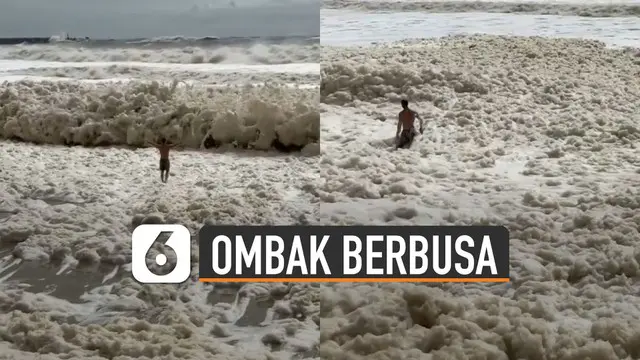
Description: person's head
xmin=159 ymin=137 xmax=167 ymax=144
xmin=401 ymin=99 xmax=408 ymax=109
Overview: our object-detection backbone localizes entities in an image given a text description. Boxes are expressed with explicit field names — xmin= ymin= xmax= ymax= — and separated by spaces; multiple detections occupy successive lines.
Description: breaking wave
xmin=0 ymin=35 xmax=320 ymax=65
xmin=0 ymin=80 xmax=319 ymax=153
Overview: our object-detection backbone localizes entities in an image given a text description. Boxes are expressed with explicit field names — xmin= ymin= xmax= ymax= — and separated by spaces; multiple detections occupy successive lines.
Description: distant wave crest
xmin=323 ymin=0 xmax=640 ymax=17
xmin=1 ymin=34 xmax=317 ymax=46
xmin=0 ymin=35 xmax=320 ymax=65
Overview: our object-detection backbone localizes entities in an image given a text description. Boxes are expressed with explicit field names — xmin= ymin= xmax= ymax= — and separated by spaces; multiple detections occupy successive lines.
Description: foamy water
xmin=322 ymin=9 xmax=640 ymax=47
xmin=324 ymin=0 xmax=640 ymax=17
xmin=0 ymin=35 xmax=321 ymax=360
xmin=320 ymin=6 xmax=640 ymax=360
xmin=0 ymin=40 xmax=320 ymax=85
xmin=0 ymin=59 xmax=320 ymax=88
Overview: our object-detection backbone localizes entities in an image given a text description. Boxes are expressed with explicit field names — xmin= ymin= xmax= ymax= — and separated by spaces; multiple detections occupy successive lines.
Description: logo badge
xmin=131 ymin=224 xmax=191 ymax=284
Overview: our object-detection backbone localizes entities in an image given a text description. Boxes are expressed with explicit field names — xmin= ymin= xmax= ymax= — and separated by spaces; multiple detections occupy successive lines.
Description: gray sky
xmin=0 ymin=0 xmax=319 ymax=38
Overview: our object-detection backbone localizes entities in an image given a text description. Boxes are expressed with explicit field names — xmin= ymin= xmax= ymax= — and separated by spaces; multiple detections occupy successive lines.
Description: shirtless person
xmin=148 ymin=138 xmax=176 ymax=183
xmin=395 ymin=99 xmax=423 ymax=149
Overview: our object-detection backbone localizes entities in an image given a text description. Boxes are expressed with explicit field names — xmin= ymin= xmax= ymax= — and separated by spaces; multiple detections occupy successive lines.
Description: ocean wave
xmin=1 ymin=64 xmax=320 ymax=86
xmin=0 ymin=80 xmax=319 ymax=153
xmin=0 ymin=36 xmax=320 ymax=65
xmin=323 ymin=0 xmax=640 ymax=17
xmin=1 ymin=34 xmax=318 ymax=46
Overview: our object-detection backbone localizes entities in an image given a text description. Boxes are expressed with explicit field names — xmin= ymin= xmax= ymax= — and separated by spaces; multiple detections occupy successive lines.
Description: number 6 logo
xmin=131 ymin=224 xmax=191 ymax=284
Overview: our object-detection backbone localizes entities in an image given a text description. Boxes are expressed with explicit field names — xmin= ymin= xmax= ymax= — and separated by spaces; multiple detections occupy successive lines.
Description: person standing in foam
xmin=147 ymin=137 xmax=176 ymax=183
xmin=396 ymin=99 xmax=423 ymax=149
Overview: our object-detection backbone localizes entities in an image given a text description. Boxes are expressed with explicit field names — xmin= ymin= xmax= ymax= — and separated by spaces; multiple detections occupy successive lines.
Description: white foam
xmin=0 ymin=43 xmax=319 ymax=65
xmin=0 ymin=59 xmax=320 ymax=86
xmin=0 ymin=75 xmax=319 ymax=89
xmin=0 ymin=59 xmax=318 ymax=74
xmin=0 ymin=36 xmax=321 ymax=359
xmin=320 ymin=35 xmax=640 ymax=358
xmin=0 ymin=139 xmax=321 ymax=359
xmin=0 ymin=79 xmax=319 ymax=151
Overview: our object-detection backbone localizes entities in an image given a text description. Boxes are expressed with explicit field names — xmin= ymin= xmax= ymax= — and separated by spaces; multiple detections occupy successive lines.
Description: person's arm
xmin=396 ymin=114 xmax=402 ymax=138
xmin=145 ymin=141 xmax=158 ymax=147
xmin=415 ymin=111 xmax=424 ymax=133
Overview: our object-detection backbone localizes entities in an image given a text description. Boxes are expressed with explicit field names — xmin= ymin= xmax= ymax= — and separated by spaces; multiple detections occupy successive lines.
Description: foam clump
xmin=0 ymin=80 xmax=319 ymax=152
xmin=4 ymin=66 xmax=320 ymax=87
xmin=322 ymin=35 xmax=637 ymax=108
xmin=0 ymin=279 xmax=321 ymax=360
xmin=320 ymin=283 xmax=640 ymax=360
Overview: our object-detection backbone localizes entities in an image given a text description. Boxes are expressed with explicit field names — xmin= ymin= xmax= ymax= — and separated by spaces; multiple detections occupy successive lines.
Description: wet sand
xmin=0 ymin=252 xmax=124 ymax=302
xmin=0 ymin=247 xmax=272 ymax=327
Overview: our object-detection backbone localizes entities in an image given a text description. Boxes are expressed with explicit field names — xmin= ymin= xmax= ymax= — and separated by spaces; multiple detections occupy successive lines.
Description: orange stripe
xmin=198 ymin=278 xmax=509 ymax=283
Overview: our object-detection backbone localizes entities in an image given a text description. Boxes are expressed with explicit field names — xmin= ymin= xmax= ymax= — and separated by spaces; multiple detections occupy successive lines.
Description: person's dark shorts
xmin=397 ymin=128 xmax=417 ymax=149
xmin=159 ymin=158 xmax=170 ymax=172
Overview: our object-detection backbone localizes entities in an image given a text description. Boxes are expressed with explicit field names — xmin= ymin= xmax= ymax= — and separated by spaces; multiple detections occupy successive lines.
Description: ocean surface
xmin=0 ymin=35 xmax=319 ymax=85
xmin=322 ymin=9 xmax=640 ymax=47
xmin=320 ymin=2 xmax=640 ymax=359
